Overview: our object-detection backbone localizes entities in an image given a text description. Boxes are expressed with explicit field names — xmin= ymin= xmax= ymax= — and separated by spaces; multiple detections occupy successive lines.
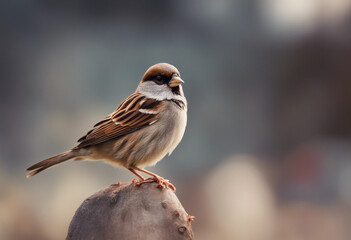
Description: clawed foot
xmin=133 ymin=177 xmax=176 ymax=192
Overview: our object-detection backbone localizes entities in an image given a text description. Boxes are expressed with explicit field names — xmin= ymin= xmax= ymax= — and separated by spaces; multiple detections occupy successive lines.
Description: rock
xmin=66 ymin=182 xmax=194 ymax=240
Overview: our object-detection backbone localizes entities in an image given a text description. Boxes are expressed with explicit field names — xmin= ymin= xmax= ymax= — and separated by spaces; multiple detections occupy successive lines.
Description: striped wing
xmin=75 ymin=92 xmax=164 ymax=148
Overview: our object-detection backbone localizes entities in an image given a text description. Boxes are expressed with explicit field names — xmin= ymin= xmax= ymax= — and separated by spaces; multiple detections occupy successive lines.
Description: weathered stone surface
xmin=66 ymin=182 xmax=194 ymax=240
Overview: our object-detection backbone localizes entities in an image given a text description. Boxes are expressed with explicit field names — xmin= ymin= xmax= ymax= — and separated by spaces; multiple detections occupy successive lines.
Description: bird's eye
xmin=154 ymin=75 xmax=163 ymax=85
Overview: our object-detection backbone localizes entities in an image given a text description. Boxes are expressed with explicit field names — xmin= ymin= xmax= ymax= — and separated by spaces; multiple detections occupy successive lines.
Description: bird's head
xmin=137 ymin=63 xmax=184 ymax=99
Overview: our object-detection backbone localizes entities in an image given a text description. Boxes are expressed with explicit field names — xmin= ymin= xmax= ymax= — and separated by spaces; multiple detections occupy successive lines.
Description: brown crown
xmin=141 ymin=63 xmax=180 ymax=82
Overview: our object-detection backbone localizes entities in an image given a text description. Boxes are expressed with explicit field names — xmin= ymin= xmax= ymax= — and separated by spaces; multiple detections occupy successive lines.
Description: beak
xmin=168 ymin=74 xmax=184 ymax=87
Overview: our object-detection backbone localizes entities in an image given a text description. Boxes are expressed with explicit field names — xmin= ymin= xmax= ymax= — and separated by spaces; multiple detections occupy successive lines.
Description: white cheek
xmin=137 ymin=82 xmax=175 ymax=100
xmin=137 ymin=82 xmax=186 ymax=103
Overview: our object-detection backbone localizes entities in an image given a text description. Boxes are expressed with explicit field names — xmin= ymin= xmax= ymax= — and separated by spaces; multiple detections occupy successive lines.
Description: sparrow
xmin=27 ymin=63 xmax=187 ymax=191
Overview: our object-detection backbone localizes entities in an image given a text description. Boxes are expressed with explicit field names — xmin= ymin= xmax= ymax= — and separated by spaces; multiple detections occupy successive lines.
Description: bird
xmin=26 ymin=63 xmax=187 ymax=191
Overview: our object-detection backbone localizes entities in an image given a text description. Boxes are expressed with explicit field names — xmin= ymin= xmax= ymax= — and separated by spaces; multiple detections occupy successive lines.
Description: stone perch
xmin=66 ymin=182 xmax=194 ymax=240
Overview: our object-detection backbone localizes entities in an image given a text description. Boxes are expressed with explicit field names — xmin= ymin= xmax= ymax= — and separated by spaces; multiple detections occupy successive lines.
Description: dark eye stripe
xmin=144 ymin=74 xmax=171 ymax=84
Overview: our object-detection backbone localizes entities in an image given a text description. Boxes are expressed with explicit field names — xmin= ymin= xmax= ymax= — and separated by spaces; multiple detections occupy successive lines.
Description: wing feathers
xmin=125 ymin=94 xmax=145 ymax=111
xmin=93 ymin=115 xmax=111 ymax=127
xmin=141 ymin=99 xmax=162 ymax=109
xmin=76 ymin=93 xmax=164 ymax=148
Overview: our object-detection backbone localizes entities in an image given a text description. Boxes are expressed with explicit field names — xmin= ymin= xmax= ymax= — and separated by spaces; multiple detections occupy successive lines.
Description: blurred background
xmin=1 ymin=0 xmax=351 ymax=239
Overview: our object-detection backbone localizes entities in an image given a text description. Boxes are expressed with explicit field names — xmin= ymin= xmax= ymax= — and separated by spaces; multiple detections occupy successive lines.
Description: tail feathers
xmin=26 ymin=151 xmax=76 ymax=178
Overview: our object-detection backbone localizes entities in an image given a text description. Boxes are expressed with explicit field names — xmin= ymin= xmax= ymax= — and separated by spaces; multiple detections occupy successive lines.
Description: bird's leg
xmin=129 ymin=167 xmax=162 ymax=187
xmin=134 ymin=167 xmax=176 ymax=192
xmin=128 ymin=168 xmax=145 ymax=184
